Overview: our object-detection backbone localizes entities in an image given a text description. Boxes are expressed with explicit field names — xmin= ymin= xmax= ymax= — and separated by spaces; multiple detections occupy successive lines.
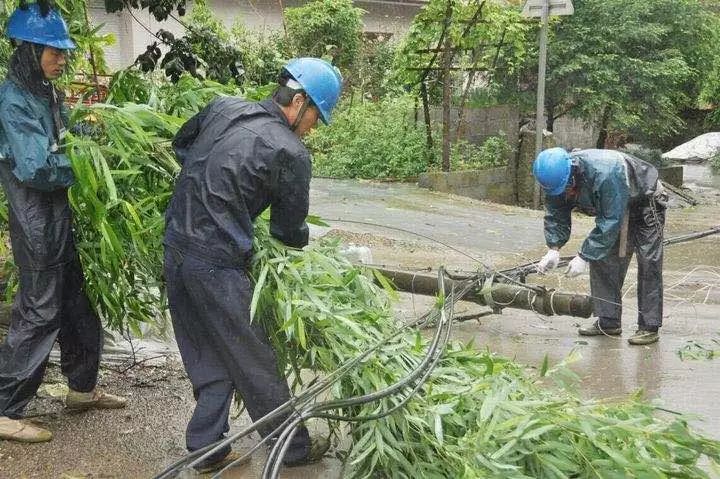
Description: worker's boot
xmin=578 ymin=319 xmax=622 ymax=337
xmin=194 ymin=450 xmax=251 ymax=474
xmin=65 ymin=388 xmax=127 ymax=410
xmin=284 ymin=435 xmax=330 ymax=467
xmin=0 ymin=416 xmax=52 ymax=443
xmin=628 ymin=329 xmax=659 ymax=345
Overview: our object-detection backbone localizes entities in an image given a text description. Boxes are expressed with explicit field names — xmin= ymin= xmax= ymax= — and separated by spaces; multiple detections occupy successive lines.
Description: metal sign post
xmin=522 ymin=0 xmax=574 ymax=208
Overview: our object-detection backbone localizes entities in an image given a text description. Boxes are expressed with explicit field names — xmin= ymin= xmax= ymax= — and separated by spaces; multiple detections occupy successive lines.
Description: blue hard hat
xmin=532 ymin=147 xmax=572 ymax=196
xmin=283 ymin=58 xmax=343 ymax=125
xmin=7 ymin=3 xmax=76 ymax=50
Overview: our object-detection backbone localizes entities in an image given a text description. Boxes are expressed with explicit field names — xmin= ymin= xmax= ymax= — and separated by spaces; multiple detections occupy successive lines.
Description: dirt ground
xmin=1 ymin=169 xmax=720 ymax=478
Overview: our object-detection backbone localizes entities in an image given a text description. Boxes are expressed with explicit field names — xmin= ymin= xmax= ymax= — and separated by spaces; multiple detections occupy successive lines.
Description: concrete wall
xmin=418 ymin=167 xmax=515 ymax=204
xmin=88 ymin=0 xmax=424 ymax=71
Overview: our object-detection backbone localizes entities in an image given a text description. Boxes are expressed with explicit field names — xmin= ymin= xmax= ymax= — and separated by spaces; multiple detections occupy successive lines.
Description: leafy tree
xmin=104 ymin=0 xmax=186 ymax=22
xmin=134 ymin=0 xmax=243 ymax=83
xmin=391 ymin=0 xmax=530 ymax=171
xmin=283 ymin=0 xmax=364 ymax=70
xmin=230 ymin=23 xmax=286 ymax=86
xmin=354 ymin=34 xmax=400 ymax=100
xmin=538 ymin=0 xmax=718 ymax=147
xmin=394 ymin=0 xmax=529 ymax=92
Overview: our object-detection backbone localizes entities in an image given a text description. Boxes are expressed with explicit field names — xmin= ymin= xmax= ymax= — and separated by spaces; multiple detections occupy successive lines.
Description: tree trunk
xmin=421 ymin=82 xmax=433 ymax=151
xmin=546 ymin=104 xmax=555 ymax=132
xmin=441 ymin=36 xmax=453 ymax=172
xmin=596 ymin=105 xmax=611 ymax=149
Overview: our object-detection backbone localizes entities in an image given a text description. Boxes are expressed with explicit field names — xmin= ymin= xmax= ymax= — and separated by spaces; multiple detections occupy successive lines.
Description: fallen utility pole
xmin=375 ymin=267 xmax=593 ymax=318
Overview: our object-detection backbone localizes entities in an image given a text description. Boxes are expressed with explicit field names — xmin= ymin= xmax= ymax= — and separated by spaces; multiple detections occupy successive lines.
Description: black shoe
xmin=283 ymin=435 xmax=330 ymax=467
xmin=194 ymin=451 xmax=250 ymax=474
xmin=578 ymin=320 xmax=622 ymax=336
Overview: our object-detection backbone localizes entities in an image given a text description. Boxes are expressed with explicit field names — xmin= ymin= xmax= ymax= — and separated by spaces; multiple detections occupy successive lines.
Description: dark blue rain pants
xmin=591 ymin=198 xmax=666 ymax=331
xmin=0 ymin=163 xmax=101 ymax=419
xmin=163 ymin=247 xmax=311 ymax=466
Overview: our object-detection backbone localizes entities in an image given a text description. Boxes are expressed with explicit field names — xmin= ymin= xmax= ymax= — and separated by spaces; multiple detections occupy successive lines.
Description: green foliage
xmin=710 ymin=152 xmax=720 ymax=174
xmin=698 ymin=12 xmax=720 ymax=109
xmin=65 ymin=74 xmax=265 ymax=331
xmin=353 ymin=35 xmax=400 ymax=100
xmin=307 ymin=96 xmax=431 ymax=179
xmin=678 ymin=339 xmax=720 ymax=360
xmin=0 ymin=2 xmax=14 ymax=78
xmin=308 ymin=97 xmax=512 ymax=178
xmin=230 ymin=24 xmax=286 ymax=86
xmin=393 ymin=0 xmax=530 ymax=94
xmin=134 ymin=0 xmax=244 ymax=83
xmin=444 ymin=135 xmax=511 ymax=171
xmin=66 ymin=103 xmax=183 ymax=333
xmin=284 ymin=0 xmax=364 ymax=70
xmin=1 ymin=64 xmax=717 ymax=476
xmin=539 ymin=0 xmax=719 ymax=144
xmin=104 ymin=0 xmax=187 ymax=22
xmin=178 ymin=0 xmax=243 ymax=83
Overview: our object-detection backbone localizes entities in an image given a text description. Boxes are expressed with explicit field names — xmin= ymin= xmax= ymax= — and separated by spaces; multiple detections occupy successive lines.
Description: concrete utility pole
xmin=521 ymin=0 xmax=574 ymax=208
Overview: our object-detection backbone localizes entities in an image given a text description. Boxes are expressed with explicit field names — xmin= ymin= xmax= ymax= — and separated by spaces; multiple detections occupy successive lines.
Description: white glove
xmin=537 ymin=249 xmax=560 ymax=274
xmin=564 ymin=255 xmax=588 ymax=278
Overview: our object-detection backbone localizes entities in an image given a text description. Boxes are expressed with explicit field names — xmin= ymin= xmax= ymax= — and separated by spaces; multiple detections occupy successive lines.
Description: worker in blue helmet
xmin=163 ymin=57 xmax=342 ymax=473
xmin=0 ymin=3 xmax=127 ymax=444
xmin=534 ymin=147 xmax=668 ymax=345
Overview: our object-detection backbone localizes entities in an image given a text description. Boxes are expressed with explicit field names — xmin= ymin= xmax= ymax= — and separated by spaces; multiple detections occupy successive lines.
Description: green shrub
xmin=307 ymin=95 xmax=430 ymax=179
xmin=443 ymin=135 xmax=511 ymax=171
xmin=284 ymin=0 xmax=364 ymax=70
xmin=230 ymin=24 xmax=286 ymax=86
xmin=711 ymin=152 xmax=720 ymax=173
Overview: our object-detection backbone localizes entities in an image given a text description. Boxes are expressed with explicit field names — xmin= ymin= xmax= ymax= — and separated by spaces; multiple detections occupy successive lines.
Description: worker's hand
xmin=564 ymin=255 xmax=588 ymax=278
xmin=537 ymin=249 xmax=560 ymax=274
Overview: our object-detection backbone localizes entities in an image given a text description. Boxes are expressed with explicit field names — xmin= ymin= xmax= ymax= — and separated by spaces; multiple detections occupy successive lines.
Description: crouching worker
xmin=0 ymin=3 xmax=126 ymax=444
xmin=533 ymin=148 xmax=668 ymax=346
xmin=163 ymin=58 xmax=343 ymax=473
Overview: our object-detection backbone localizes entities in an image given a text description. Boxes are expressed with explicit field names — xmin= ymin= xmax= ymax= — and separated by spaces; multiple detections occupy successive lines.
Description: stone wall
xmin=430 ymin=105 xmax=519 ymax=150
xmin=551 ymin=116 xmax=599 ymax=150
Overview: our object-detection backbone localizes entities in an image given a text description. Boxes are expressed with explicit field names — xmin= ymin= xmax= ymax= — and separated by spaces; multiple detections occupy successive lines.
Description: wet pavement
xmin=1 ymin=173 xmax=719 ymax=478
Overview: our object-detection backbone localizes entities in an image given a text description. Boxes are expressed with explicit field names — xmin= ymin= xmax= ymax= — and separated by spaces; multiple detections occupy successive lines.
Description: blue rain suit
xmin=0 ymin=79 xmax=102 ymax=418
xmin=543 ymin=149 xmax=666 ymax=330
xmin=163 ymin=98 xmax=312 ymax=466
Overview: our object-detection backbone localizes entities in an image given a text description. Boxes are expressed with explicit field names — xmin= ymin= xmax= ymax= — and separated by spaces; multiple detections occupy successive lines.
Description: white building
xmin=87 ymin=0 xmax=426 ymax=71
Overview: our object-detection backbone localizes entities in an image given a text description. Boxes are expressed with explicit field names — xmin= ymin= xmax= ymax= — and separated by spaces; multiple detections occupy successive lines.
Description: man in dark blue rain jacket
xmin=0 ymin=3 xmax=126 ymax=444
xmin=533 ymin=148 xmax=667 ymax=345
xmin=163 ymin=58 xmax=343 ymax=474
